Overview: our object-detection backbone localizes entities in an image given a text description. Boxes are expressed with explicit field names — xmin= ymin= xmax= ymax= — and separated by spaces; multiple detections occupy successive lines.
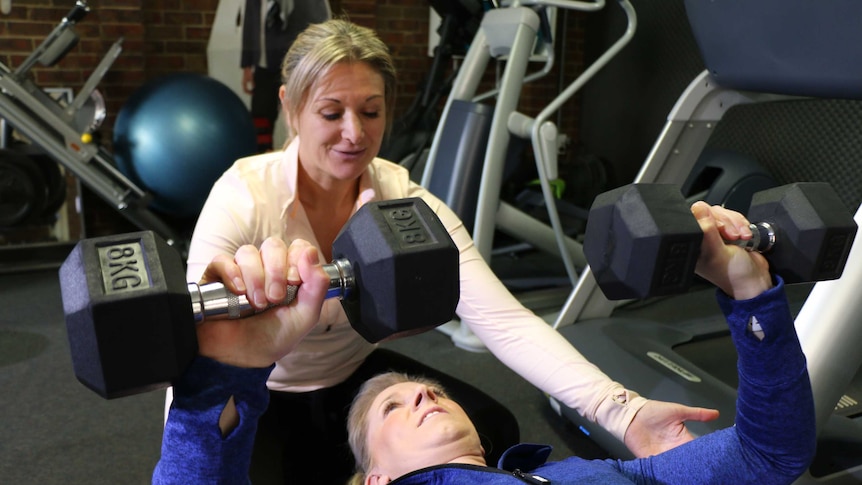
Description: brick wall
xmin=1 ymin=0 xmax=585 ymax=149
xmin=0 ymin=0 xmax=587 ymax=237
xmin=0 ymin=0 xmax=220 ymax=141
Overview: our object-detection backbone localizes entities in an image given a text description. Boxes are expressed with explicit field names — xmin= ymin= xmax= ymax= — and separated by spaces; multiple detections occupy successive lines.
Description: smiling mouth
xmin=335 ymin=147 xmax=365 ymax=156
xmin=421 ymin=410 xmax=442 ymax=426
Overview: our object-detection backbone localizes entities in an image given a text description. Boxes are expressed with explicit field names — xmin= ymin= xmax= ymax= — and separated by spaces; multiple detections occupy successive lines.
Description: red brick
xmin=0 ymin=37 xmax=34 ymax=52
xmin=6 ymin=21 xmax=53 ymax=37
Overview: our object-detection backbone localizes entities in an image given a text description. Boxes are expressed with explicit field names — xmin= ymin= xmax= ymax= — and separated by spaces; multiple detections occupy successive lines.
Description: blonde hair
xmin=346 ymin=372 xmax=446 ymax=482
xmin=280 ymin=18 xmax=397 ymax=144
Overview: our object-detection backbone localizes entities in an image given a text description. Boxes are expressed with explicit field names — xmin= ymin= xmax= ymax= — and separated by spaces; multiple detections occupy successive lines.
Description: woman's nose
xmin=413 ymin=385 xmax=438 ymax=408
xmin=342 ymin=113 xmax=364 ymax=143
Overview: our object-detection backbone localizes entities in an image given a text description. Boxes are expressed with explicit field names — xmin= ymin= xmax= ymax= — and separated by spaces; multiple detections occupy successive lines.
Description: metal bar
xmin=70 ymin=38 xmax=123 ymax=113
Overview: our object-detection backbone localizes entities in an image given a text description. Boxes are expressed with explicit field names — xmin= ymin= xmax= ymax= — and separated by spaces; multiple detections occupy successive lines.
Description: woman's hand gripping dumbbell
xmin=59 ymin=198 xmax=459 ymax=399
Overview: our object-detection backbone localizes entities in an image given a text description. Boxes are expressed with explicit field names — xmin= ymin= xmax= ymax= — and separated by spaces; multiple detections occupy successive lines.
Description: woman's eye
xmin=383 ymin=401 xmax=398 ymax=415
xmin=322 ymin=112 xmax=341 ymax=121
xmin=363 ymin=111 xmax=379 ymax=119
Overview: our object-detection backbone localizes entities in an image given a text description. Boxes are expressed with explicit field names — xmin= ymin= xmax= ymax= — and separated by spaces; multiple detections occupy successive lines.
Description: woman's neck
xmin=296 ymin=162 xmax=358 ymax=262
xmin=296 ymin=162 xmax=358 ymax=211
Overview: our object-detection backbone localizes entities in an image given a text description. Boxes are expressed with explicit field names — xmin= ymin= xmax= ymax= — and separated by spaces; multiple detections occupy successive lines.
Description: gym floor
xmin=0 ymin=263 xmax=612 ymax=485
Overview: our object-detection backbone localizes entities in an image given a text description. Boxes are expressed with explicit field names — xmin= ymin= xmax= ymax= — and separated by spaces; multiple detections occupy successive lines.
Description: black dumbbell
xmin=584 ymin=182 xmax=857 ymax=300
xmin=59 ymin=197 xmax=459 ymax=399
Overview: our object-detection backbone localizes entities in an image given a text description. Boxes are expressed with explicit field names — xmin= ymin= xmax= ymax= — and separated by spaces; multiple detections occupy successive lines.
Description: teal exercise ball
xmin=113 ymin=73 xmax=257 ymax=218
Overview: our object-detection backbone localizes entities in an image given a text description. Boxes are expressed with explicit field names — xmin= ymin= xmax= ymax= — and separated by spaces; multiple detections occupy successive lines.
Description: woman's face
xmin=288 ymin=61 xmax=387 ymax=187
xmin=364 ymin=381 xmax=485 ymax=482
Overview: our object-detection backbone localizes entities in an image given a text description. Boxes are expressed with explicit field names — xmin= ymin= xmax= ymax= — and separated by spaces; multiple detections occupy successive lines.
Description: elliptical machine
xmin=418 ymin=0 xmax=637 ymax=351
xmin=379 ymin=0 xmax=486 ymax=176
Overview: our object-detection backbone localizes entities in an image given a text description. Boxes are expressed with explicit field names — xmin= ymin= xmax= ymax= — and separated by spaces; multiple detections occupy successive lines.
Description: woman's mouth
xmin=420 ymin=408 xmax=444 ymax=426
xmin=333 ymin=147 xmax=366 ymax=157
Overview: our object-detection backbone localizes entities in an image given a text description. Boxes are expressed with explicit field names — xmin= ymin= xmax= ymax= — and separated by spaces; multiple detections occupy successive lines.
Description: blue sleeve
xmin=152 ymin=357 xmax=273 ymax=485
xmin=614 ymin=278 xmax=816 ymax=485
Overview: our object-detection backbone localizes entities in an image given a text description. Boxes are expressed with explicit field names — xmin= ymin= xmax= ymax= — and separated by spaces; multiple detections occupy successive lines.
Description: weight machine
xmin=550 ymin=1 xmax=862 ymax=483
xmin=0 ymin=1 xmax=182 ymax=247
xmin=420 ymin=0 xmax=637 ymax=351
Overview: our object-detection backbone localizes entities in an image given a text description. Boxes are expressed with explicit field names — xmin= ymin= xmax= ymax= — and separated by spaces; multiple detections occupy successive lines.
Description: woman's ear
xmin=278 ymin=85 xmax=291 ymax=120
xmin=278 ymin=84 xmax=287 ymax=105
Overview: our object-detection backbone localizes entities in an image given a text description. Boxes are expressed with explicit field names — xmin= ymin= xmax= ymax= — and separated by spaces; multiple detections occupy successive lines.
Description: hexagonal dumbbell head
xmin=59 ymin=231 xmax=196 ymax=399
xmin=585 ymin=184 xmax=703 ymax=300
xmin=333 ymin=198 xmax=460 ymax=343
xmin=747 ymin=182 xmax=857 ymax=283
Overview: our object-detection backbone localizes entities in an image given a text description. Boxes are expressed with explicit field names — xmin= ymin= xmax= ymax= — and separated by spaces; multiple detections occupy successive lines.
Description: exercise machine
xmin=550 ymin=1 xmax=862 ymax=483
xmin=379 ymin=0 xmax=485 ymax=171
xmin=420 ymin=0 xmax=637 ymax=351
xmin=0 ymin=1 xmax=183 ymax=247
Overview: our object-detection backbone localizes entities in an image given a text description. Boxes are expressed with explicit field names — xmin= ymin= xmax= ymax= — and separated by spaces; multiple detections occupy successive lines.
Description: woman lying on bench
xmin=152 ymin=202 xmax=815 ymax=485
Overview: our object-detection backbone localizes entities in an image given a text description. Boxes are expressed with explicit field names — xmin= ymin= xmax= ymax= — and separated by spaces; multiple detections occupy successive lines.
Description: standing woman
xmin=241 ymin=0 xmax=331 ymax=152
xmin=177 ymin=19 xmax=716 ymax=484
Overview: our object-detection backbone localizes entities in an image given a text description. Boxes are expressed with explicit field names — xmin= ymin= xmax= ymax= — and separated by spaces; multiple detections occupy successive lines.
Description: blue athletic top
xmin=153 ymin=279 xmax=815 ymax=485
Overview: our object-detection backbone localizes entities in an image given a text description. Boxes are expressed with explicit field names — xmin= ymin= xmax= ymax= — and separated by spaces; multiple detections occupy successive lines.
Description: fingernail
xmin=287 ymin=265 xmax=299 ymax=282
xmin=268 ymin=282 xmax=285 ymax=301
xmin=254 ymin=289 xmax=267 ymax=308
xmin=233 ymin=277 xmax=245 ymax=292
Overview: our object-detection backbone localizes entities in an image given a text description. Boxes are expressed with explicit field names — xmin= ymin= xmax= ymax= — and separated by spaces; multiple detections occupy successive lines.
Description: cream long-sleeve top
xmin=185 ymin=137 xmax=647 ymax=442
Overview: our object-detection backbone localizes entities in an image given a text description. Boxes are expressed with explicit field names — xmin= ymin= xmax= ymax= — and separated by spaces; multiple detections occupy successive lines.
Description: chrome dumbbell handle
xmin=188 ymin=259 xmax=354 ymax=323
xmin=730 ymin=222 xmax=776 ymax=253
